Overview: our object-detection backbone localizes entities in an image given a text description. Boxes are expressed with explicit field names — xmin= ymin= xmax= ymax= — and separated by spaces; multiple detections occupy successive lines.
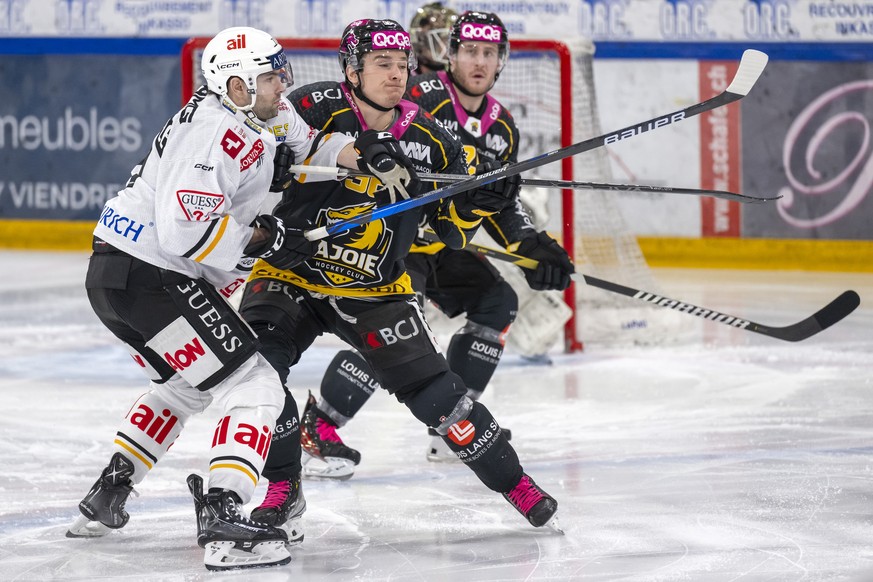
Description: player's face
xmin=451 ymin=41 xmax=500 ymax=96
xmin=251 ymin=70 xmax=289 ymax=121
xmin=359 ymin=51 xmax=409 ymax=108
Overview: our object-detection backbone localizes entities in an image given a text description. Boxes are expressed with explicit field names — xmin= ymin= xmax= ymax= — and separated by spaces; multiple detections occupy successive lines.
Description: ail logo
xmin=129 ymin=403 xmax=179 ymax=445
xmin=447 ymin=420 xmax=475 ymax=446
xmin=212 ymin=416 xmax=271 ymax=460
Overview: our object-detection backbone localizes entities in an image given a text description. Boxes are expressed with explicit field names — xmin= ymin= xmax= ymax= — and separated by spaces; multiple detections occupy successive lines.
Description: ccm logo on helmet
xmin=371 ymin=31 xmax=411 ymax=50
xmin=460 ymin=23 xmax=502 ymax=42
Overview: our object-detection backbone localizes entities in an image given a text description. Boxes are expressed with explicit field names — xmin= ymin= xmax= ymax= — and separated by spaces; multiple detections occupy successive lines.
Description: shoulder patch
xmin=221 ymin=128 xmax=245 ymax=159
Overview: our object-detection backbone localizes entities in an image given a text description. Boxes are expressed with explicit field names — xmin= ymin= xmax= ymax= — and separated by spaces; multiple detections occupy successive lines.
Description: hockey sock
xmin=446 ymin=322 xmax=506 ymax=398
xmin=261 ymin=390 xmax=302 ymax=483
xmin=113 ymin=392 xmax=187 ymax=484
xmin=438 ymin=401 xmax=522 ymax=492
xmin=318 ymin=349 xmax=380 ymax=425
xmin=208 ymin=405 xmax=274 ymax=504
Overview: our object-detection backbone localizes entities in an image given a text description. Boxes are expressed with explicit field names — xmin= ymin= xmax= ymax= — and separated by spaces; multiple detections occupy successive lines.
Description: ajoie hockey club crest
xmin=312 ymin=203 xmax=393 ymax=286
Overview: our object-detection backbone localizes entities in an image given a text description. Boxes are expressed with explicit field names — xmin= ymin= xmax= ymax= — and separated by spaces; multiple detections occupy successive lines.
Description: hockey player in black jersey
xmin=307 ymin=10 xmax=576 ymax=466
xmin=409 ymin=2 xmax=458 ymax=74
xmin=237 ymin=18 xmax=561 ymax=534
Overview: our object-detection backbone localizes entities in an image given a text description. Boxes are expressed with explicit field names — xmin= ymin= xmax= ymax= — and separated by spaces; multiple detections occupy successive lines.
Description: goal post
xmin=181 ymin=37 xmax=669 ymax=352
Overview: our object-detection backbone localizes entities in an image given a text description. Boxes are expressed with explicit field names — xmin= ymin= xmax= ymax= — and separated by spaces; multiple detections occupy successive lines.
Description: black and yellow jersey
xmin=248 ymin=81 xmax=479 ymax=298
xmin=406 ymin=71 xmax=536 ymax=251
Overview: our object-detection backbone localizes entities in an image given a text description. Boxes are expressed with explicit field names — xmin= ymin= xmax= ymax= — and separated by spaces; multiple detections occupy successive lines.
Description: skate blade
xmin=66 ymin=515 xmax=111 ymax=538
xmin=543 ymin=514 xmax=564 ymax=535
xmin=301 ymin=456 xmax=356 ymax=481
xmin=203 ymin=540 xmax=291 ymax=571
xmin=281 ymin=517 xmax=304 ymax=546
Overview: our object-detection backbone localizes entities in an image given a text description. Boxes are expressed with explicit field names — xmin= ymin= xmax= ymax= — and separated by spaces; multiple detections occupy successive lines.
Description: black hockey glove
xmin=270 ymin=143 xmax=295 ymax=193
xmin=244 ymin=214 xmax=316 ymax=271
xmin=354 ymin=129 xmax=421 ymax=204
xmin=456 ymin=160 xmax=521 ymax=218
xmin=515 ymin=231 xmax=575 ymax=291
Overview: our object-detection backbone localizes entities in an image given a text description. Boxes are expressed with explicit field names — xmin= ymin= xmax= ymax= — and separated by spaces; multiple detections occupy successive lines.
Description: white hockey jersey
xmin=93 ymin=87 xmax=353 ymax=291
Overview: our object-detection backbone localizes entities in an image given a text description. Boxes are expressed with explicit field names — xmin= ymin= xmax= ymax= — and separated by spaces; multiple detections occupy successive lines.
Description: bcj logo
xmin=55 ymin=0 xmax=103 ymax=34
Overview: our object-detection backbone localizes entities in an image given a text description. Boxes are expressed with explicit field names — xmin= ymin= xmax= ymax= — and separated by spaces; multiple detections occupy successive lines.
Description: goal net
xmin=181 ymin=38 xmax=673 ymax=352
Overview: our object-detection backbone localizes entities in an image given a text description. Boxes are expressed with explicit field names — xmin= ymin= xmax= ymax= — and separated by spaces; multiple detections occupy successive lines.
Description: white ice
xmin=1 ymin=250 xmax=872 ymax=581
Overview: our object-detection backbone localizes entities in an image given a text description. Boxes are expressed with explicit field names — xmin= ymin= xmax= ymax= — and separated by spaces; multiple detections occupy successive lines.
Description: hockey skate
xmin=187 ymin=474 xmax=291 ymax=571
xmin=67 ymin=452 xmax=138 ymax=538
xmin=426 ymin=427 xmax=511 ymax=462
xmin=503 ymin=474 xmax=563 ymax=533
xmin=250 ymin=477 xmax=306 ymax=545
xmin=300 ymin=393 xmax=361 ymax=480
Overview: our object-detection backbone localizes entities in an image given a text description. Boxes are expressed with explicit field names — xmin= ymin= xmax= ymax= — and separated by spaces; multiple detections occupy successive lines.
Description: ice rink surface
xmin=1 ymin=250 xmax=872 ymax=581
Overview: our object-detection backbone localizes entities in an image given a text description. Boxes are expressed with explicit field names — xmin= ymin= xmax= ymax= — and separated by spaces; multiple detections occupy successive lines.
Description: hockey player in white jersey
xmin=67 ymin=26 xmax=411 ymax=571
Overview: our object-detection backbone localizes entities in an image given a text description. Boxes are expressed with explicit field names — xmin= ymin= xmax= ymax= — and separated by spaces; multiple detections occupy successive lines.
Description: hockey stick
xmin=418 ymin=231 xmax=860 ymax=342
xmin=289 ymin=165 xmax=778 ymax=204
xmin=305 ymin=48 xmax=769 ymax=241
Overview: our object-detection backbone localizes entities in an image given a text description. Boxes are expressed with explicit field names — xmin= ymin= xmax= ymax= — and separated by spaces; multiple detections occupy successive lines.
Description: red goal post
xmin=181 ymin=37 xmax=662 ymax=352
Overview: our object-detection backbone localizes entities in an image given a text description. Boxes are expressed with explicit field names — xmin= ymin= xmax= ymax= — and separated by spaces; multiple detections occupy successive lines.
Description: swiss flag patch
xmin=176 ymin=190 xmax=224 ymax=221
xmin=447 ymin=420 xmax=475 ymax=446
xmin=221 ymin=129 xmax=245 ymax=158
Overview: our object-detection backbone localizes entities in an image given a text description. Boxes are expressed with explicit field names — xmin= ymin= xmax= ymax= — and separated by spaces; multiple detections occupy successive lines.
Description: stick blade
xmin=768 ymin=290 xmax=860 ymax=342
xmin=726 ymin=49 xmax=769 ymax=96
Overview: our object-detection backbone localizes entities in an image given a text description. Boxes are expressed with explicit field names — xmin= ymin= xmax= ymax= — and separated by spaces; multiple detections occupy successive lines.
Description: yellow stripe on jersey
xmin=247 ymin=259 xmax=416 ymax=297
xmin=430 ymin=99 xmax=452 ymax=117
xmin=210 ymin=462 xmax=258 ymax=487
xmin=447 ymin=201 xmax=483 ymax=229
xmin=321 ymin=108 xmax=351 ymax=131
xmin=113 ymin=438 xmax=153 ymax=470
xmin=193 ymin=215 xmax=230 ymax=263
xmin=411 ymin=122 xmax=448 ymax=170
xmin=495 ymin=118 xmax=515 ymax=158
xmin=296 ymin=134 xmax=335 ymax=184
xmin=484 ymin=215 xmax=511 ymax=247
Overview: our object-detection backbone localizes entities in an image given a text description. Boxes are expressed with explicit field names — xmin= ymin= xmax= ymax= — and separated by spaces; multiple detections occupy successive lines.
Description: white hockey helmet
xmin=201 ymin=27 xmax=293 ymax=109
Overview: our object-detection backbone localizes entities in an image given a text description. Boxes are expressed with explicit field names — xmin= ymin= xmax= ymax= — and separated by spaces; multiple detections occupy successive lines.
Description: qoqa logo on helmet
xmin=460 ymin=23 xmax=502 ymax=42
xmin=371 ymin=31 xmax=411 ymax=50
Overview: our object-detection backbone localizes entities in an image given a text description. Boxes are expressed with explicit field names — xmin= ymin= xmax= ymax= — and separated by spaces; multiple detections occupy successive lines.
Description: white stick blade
xmin=725 ymin=49 xmax=769 ymax=96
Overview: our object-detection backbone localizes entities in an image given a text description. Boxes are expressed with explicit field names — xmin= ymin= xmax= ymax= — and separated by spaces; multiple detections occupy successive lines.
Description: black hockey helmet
xmin=409 ymin=2 xmax=458 ymax=71
xmin=450 ymin=11 xmax=510 ymax=75
xmin=338 ymin=19 xmax=417 ymax=77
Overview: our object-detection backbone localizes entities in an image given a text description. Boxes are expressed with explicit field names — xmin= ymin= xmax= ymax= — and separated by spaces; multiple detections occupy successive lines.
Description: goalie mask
xmin=201 ymin=26 xmax=294 ymax=111
xmin=449 ymin=11 xmax=510 ymax=85
xmin=409 ymin=2 xmax=458 ymax=72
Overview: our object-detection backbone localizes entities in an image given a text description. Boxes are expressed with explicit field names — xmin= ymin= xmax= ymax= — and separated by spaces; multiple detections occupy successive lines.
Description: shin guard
xmin=113 ymin=392 xmax=187 ymax=484
xmin=446 ymin=322 xmax=506 ymax=398
xmin=319 ymin=350 xmax=380 ymax=425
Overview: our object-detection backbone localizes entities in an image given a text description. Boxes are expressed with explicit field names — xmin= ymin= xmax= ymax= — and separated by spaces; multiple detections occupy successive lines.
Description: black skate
xmin=250 ymin=477 xmax=306 ymax=545
xmin=187 ymin=474 xmax=291 ymax=571
xmin=503 ymin=474 xmax=563 ymax=533
xmin=67 ymin=452 xmax=138 ymax=538
xmin=300 ymin=392 xmax=361 ymax=480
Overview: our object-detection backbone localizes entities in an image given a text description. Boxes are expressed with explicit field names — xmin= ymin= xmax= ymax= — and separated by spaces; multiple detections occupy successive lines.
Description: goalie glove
xmin=514 ymin=231 xmax=575 ymax=291
xmin=244 ymin=214 xmax=316 ymax=271
xmin=354 ymin=130 xmax=421 ymax=204
xmin=455 ymin=160 xmax=521 ymax=218
xmin=270 ymin=143 xmax=295 ymax=193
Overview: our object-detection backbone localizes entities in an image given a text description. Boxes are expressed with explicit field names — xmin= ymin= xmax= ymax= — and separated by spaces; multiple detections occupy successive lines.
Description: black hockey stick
xmin=305 ymin=49 xmax=769 ymax=241
xmin=289 ymin=165 xmax=778 ymax=204
xmin=420 ymin=231 xmax=860 ymax=342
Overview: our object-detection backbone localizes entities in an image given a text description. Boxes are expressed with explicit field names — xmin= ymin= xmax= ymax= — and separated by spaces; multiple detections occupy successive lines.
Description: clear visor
xmin=253 ymin=62 xmax=294 ymax=96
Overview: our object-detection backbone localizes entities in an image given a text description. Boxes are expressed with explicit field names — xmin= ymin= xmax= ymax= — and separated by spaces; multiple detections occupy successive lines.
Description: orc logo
xmin=460 ymin=23 xmax=502 ymax=42
xmin=371 ymin=31 xmax=411 ymax=50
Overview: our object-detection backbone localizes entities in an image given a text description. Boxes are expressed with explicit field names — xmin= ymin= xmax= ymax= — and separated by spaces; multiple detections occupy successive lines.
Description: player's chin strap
xmin=351 ymin=80 xmax=393 ymax=113
xmin=417 ymin=229 xmax=860 ymax=343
